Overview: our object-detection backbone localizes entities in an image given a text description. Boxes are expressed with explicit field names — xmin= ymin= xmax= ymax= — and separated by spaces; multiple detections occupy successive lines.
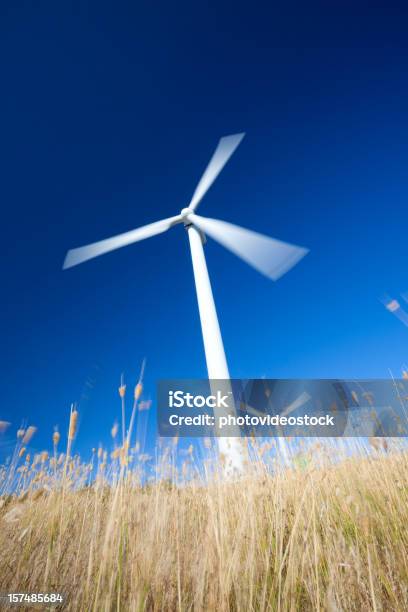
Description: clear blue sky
xmin=1 ymin=2 xmax=408 ymax=458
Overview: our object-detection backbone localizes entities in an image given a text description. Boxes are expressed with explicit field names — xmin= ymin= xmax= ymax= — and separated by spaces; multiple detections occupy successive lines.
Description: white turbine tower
xmin=63 ymin=133 xmax=309 ymax=473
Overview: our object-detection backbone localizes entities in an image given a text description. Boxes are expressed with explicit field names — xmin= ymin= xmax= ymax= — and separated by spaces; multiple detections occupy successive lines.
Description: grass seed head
xmin=111 ymin=422 xmax=118 ymax=438
xmin=111 ymin=448 xmax=120 ymax=460
xmin=119 ymin=384 xmax=126 ymax=398
xmin=134 ymin=382 xmax=143 ymax=400
xmin=68 ymin=409 xmax=78 ymax=441
xmin=22 ymin=426 xmax=37 ymax=444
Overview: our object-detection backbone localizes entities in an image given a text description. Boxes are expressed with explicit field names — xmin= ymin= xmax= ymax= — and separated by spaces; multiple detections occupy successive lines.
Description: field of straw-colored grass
xmin=1 ymin=430 xmax=408 ymax=611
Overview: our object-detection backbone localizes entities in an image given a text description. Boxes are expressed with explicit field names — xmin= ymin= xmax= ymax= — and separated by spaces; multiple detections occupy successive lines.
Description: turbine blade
xmin=188 ymin=133 xmax=245 ymax=211
xmin=63 ymin=215 xmax=182 ymax=269
xmin=189 ymin=214 xmax=309 ymax=281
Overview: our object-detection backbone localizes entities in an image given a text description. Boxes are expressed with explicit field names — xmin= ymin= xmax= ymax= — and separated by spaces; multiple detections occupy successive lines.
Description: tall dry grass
xmin=1 ymin=442 xmax=408 ymax=610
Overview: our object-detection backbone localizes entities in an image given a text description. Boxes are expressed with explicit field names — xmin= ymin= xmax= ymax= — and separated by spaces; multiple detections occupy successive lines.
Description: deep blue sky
xmin=1 ymin=2 xmax=408 ymax=457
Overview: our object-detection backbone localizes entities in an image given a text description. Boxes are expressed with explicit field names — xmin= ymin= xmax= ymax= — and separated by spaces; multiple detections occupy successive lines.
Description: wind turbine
xmin=63 ymin=133 xmax=309 ymax=472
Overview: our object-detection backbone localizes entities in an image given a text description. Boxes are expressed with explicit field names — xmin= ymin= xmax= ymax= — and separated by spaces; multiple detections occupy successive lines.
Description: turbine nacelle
xmin=180 ymin=207 xmax=194 ymax=226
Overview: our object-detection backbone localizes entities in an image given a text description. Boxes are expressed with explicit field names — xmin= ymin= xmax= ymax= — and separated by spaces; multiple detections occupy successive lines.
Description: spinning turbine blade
xmin=189 ymin=214 xmax=309 ymax=280
xmin=188 ymin=133 xmax=245 ymax=211
xmin=63 ymin=215 xmax=182 ymax=269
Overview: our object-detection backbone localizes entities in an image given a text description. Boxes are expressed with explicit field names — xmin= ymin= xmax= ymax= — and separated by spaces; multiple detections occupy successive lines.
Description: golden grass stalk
xmin=68 ymin=409 xmax=78 ymax=441
xmin=119 ymin=373 xmax=126 ymax=447
xmin=53 ymin=430 xmax=60 ymax=447
xmin=134 ymin=382 xmax=143 ymax=400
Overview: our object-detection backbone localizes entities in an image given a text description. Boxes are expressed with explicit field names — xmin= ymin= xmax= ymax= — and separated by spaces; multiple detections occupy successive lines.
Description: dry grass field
xmin=0 ymin=416 xmax=407 ymax=611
